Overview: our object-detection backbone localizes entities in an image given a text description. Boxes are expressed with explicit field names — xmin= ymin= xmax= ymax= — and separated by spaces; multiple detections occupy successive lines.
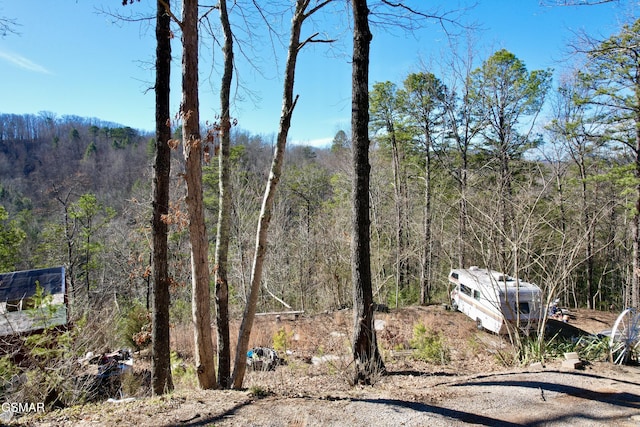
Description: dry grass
xmin=169 ymin=310 xmax=355 ymax=366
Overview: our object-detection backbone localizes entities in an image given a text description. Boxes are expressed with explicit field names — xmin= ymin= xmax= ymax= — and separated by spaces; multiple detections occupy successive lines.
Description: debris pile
xmin=76 ymin=349 xmax=135 ymax=401
xmin=247 ymin=347 xmax=282 ymax=371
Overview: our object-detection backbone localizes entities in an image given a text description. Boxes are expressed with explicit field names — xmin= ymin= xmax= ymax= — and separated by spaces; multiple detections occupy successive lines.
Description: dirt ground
xmin=10 ymin=305 xmax=640 ymax=427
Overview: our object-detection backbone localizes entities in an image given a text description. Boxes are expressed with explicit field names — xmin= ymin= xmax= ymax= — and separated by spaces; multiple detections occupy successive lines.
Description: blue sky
xmin=0 ymin=1 xmax=634 ymax=147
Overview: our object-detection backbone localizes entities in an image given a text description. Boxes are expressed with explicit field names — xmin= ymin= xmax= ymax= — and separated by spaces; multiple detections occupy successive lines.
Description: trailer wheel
xmin=610 ymin=307 xmax=640 ymax=365
xmin=476 ymin=318 xmax=484 ymax=331
xmin=451 ymin=301 xmax=458 ymax=312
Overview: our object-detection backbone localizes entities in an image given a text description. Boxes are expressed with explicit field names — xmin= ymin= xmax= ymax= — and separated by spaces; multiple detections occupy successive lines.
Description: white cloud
xmin=0 ymin=49 xmax=51 ymax=74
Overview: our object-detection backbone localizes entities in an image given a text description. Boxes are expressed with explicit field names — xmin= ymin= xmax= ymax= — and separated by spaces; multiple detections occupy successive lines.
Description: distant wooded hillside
xmin=0 ymin=113 xmax=153 ymax=214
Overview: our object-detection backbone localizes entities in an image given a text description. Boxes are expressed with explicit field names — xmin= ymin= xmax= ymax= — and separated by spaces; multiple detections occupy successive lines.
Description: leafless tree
xmin=181 ymin=0 xmax=217 ymax=389
xmin=214 ymin=0 xmax=234 ymax=389
xmin=351 ymin=0 xmax=386 ymax=384
xmin=231 ymin=0 xmax=334 ymax=390
xmin=150 ymin=0 xmax=174 ymax=395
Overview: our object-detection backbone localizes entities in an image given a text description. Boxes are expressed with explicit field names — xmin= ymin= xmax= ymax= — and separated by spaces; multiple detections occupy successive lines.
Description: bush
xmin=171 ymin=351 xmax=197 ymax=389
xmin=118 ymin=302 xmax=151 ymax=350
xmin=2 ymin=289 xmax=148 ymax=409
xmin=575 ymin=335 xmax=610 ymax=361
xmin=120 ymin=369 xmax=151 ymax=398
xmin=4 ymin=319 xmax=91 ymax=409
xmin=272 ymin=328 xmax=293 ymax=353
xmin=409 ymin=323 xmax=450 ymax=364
xmin=0 ymin=355 xmax=19 ymax=390
xmin=519 ymin=333 xmax=610 ymax=365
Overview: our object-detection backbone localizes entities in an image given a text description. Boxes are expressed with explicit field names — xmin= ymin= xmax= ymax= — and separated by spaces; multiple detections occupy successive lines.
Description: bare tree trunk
xmin=52 ymin=185 xmax=78 ymax=306
xmin=232 ymin=0 xmax=323 ymax=389
xmin=633 ymin=124 xmax=640 ymax=309
xmin=580 ymin=163 xmax=596 ymax=308
xmin=182 ymin=0 xmax=216 ymax=390
xmin=420 ymin=135 xmax=432 ymax=305
xmin=459 ymin=167 xmax=468 ymax=267
xmin=151 ymin=0 xmax=173 ymax=396
xmin=390 ymin=132 xmax=408 ymax=308
xmin=214 ymin=0 xmax=233 ymax=389
xmin=499 ymin=152 xmax=512 ymax=272
xmin=351 ymin=0 xmax=385 ymax=385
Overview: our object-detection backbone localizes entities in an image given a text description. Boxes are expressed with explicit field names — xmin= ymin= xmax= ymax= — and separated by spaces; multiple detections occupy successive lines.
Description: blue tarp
xmin=0 ymin=266 xmax=65 ymax=302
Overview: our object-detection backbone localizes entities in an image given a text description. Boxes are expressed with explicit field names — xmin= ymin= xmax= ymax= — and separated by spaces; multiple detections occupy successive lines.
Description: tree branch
xmin=0 ymin=17 xmax=20 ymax=38
xmin=299 ymin=32 xmax=336 ymax=50
xmin=540 ymin=0 xmax=617 ymax=5
xmin=371 ymin=0 xmax=474 ymax=38
xmin=304 ymin=0 xmax=334 ymax=19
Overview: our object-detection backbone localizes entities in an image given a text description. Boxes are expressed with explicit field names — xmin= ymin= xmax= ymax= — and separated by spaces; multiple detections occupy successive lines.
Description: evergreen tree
xmin=579 ymin=18 xmax=640 ymax=308
xmin=0 ymin=205 xmax=25 ymax=272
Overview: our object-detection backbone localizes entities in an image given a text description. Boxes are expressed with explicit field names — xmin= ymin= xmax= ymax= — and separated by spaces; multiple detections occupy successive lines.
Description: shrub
xmin=0 ymin=355 xmax=19 ymax=390
xmin=2 ymin=290 xmax=150 ymax=408
xmin=517 ymin=332 xmax=610 ymax=365
xmin=272 ymin=328 xmax=293 ymax=353
xmin=248 ymin=385 xmax=270 ymax=398
xmin=5 ymin=317 xmax=90 ymax=408
xmin=409 ymin=323 xmax=450 ymax=364
xmin=170 ymin=351 xmax=197 ymax=389
xmin=518 ymin=336 xmax=552 ymax=365
xmin=575 ymin=335 xmax=610 ymax=361
xmin=387 ymin=285 xmax=421 ymax=307
xmin=118 ymin=302 xmax=151 ymax=350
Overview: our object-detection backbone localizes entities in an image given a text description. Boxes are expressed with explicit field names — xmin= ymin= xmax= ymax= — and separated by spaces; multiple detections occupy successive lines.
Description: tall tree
xmin=469 ymin=49 xmax=551 ymax=272
xmin=69 ymin=193 xmax=115 ymax=300
xmin=369 ymin=81 xmax=409 ymax=307
xmin=546 ymin=72 xmax=606 ymax=309
xmin=214 ymin=0 xmax=233 ymax=389
xmin=579 ymin=18 xmax=640 ymax=308
xmin=150 ymin=0 xmax=174 ymax=395
xmin=285 ymin=159 xmax=333 ymax=310
xmin=401 ymin=72 xmax=445 ymax=304
xmin=231 ymin=0 xmax=332 ymax=390
xmin=439 ymin=39 xmax=485 ymax=269
xmin=181 ymin=0 xmax=217 ymax=389
xmin=51 ymin=184 xmax=79 ymax=303
xmin=351 ymin=0 xmax=385 ymax=385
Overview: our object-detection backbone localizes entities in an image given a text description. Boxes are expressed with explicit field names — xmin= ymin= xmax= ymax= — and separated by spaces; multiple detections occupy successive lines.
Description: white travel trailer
xmin=449 ymin=266 xmax=542 ymax=334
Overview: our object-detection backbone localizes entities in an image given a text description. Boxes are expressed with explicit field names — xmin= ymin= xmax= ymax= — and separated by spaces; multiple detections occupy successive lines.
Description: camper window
xmin=516 ymin=302 xmax=530 ymax=314
xmin=473 ymin=290 xmax=481 ymax=301
xmin=450 ymin=272 xmax=459 ymax=280
xmin=460 ymin=284 xmax=472 ymax=296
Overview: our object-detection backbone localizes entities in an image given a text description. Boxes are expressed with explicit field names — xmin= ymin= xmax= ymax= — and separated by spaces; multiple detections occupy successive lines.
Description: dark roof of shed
xmin=0 ymin=267 xmax=65 ymax=302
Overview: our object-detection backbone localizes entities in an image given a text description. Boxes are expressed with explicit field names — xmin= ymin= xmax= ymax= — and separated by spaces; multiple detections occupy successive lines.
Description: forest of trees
xmin=0 ymin=39 xmax=636 ymax=314
xmin=1 ymin=0 xmax=639 ymax=402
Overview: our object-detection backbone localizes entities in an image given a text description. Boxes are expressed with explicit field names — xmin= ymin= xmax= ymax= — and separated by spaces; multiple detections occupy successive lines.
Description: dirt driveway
xmin=20 ymin=362 xmax=640 ymax=427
